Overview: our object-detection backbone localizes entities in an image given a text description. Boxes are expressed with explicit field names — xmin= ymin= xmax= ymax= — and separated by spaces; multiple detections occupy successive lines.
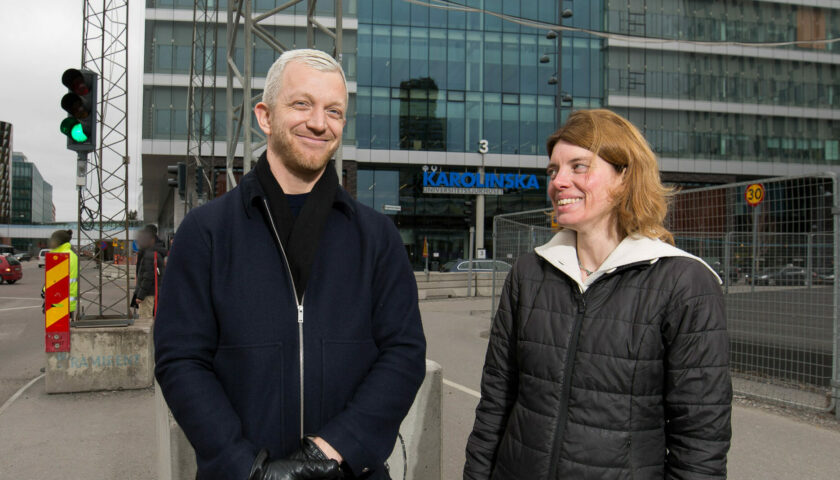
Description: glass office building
xmin=602 ymin=0 xmax=839 ymax=173
xmin=11 ymin=152 xmax=54 ymax=225
xmin=141 ymin=0 xmax=840 ymax=268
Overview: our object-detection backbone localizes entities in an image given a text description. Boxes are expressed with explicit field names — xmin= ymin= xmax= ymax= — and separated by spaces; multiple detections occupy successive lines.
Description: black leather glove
xmin=249 ymin=448 xmax=343 ymax=480
xmin=287 ymin=437 xmax=331 ymax=463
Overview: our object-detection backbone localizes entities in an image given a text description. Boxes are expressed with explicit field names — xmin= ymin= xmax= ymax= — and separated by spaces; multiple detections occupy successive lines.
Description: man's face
xmin=136 ymin=232 xmax=150 ymax=249
xmin=257 ymin=61 xmax=347 ymax=176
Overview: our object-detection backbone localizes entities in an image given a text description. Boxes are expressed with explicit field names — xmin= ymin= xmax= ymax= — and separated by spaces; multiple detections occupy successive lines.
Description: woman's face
xmin=547 ymin=140 xmax=624 ymax=235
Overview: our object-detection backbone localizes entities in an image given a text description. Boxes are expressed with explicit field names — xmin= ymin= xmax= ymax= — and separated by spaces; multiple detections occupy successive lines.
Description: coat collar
xmin=239 ymin=157 xmax=356 ymax=219
xmin=52 ymin=242 xmax=73 ymax=253
xmin=534 ymin=229 xmax=721 ymax=292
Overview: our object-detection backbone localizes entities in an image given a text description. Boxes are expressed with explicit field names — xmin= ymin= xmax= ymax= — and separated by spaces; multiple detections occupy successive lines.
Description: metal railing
xmin=490 ymin=174 xmax=839 ymax=417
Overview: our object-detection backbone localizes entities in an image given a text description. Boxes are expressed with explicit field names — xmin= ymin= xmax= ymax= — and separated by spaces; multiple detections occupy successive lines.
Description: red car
xmin=0 ymin=255 xmax=23 ymax=284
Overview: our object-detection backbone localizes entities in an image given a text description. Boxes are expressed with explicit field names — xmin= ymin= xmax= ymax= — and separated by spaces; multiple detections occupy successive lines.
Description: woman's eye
xmin=573 ymin=164 xmax=588 ymax=172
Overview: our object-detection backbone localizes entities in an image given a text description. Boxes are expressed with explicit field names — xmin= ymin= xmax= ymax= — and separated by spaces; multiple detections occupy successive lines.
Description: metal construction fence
xmin=491 ymin=174 xmax=839 ymax=416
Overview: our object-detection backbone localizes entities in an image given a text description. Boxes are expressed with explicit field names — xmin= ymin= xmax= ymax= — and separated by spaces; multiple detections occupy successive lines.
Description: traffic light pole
xmin=71 ymin=0 xmax=132 ymax=325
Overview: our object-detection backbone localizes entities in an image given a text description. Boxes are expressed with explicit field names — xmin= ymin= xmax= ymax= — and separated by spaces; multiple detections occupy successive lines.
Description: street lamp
xmin=540 ymin=9 xmax=573 ymax=123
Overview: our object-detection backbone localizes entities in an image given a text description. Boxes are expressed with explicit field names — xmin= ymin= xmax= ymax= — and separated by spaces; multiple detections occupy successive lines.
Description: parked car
xmin=746 ymin=266 xmax=810 ymax=286
xmin=37 ymin=249 xmax=50 ymax=268
xmin=13 ymin=252 xmax=32 ymax=262
xmin=703 ymin=257 xmax=740 ymax=282
xmin=0 ymin=244 xmax=15 ymax=256
xmin=813 ymin=268 xmax=835 ymax=285
xmin=440 ymin=259 xmax=512 ymax=273
xmin=0 ymin=255 xmax=23 ymax=284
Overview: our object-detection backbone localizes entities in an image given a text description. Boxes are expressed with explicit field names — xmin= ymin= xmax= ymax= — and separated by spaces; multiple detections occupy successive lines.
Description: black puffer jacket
xmin=135 ymin=244 xmax=167 ymax=301
xmin=465 ymin=233 xmax=732 ymax=479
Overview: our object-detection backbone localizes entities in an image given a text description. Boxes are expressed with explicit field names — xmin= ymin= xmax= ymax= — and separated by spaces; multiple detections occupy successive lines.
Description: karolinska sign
xmin=421 ymin=165 xmax=540 ymax=195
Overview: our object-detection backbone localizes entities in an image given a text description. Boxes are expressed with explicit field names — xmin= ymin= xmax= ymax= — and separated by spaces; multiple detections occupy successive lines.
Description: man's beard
xmin=269 ymin=128 xmax=339 ymax=176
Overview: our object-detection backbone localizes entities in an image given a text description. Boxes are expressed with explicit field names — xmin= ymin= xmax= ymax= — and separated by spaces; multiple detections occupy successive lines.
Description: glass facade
xmin=356 ymin=164 xmax=549 ymax=269
xmin=11 ymin=153 xmax=54 ymax=224
xmin=605 ymin=0 xmax=840 ymax=165
xmin=142 ymin=1 xmax=840 ymax=267
xmin=355 ymin=1 xmax=562 ymax=155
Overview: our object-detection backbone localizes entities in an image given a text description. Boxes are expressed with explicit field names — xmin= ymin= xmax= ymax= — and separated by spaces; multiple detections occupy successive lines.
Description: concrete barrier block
xmin=156 ymin=359 xmax=443 ymax=480
xmin=386 ymin=359 xmax=442 ymax=480
xmin=44 ymin=318 xmax=154 ymax=393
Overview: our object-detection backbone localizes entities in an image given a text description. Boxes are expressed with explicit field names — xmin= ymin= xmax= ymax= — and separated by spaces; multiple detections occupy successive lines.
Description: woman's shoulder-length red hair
xmin=546 ymin=109 xmax=674 ymax=245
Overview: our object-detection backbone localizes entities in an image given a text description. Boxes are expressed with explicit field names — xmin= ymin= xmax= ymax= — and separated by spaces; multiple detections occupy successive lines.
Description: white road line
xmin=0 ymin=306 xmax=40 ymax=312
xmin=0 ymin=373 xmax=45 ymax=419
xmin=443 ymin=378 xmax=481 ymax=399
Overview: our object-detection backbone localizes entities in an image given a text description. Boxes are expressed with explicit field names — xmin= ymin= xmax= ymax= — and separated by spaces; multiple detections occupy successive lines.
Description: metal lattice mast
xmin=76 ymin=0 xmax=131 ymax=323
xmin=225 ymin=0 xmax=343 ymax=190
xmin=186 ymin=0 xmax=220 ymax=207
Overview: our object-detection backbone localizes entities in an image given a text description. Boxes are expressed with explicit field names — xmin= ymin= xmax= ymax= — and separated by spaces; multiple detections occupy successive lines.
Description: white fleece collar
xmin=534 ymin=229 xmax=722 ymax=292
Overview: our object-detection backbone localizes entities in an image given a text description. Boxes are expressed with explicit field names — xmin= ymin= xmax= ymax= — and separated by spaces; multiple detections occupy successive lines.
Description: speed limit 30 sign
xmin=745 ymin=183 xmax=765 ymax=207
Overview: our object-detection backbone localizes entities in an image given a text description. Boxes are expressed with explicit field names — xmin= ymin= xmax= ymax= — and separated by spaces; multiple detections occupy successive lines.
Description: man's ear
xmin=254 ymin=102 xmax=272 ymax=136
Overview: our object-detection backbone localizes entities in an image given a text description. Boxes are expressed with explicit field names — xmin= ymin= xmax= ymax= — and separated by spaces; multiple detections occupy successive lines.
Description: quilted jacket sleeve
xmin=464 ymin=264 xmax=521 ymax=479
xmin=662 ymin=260 xmax=732 ymax=479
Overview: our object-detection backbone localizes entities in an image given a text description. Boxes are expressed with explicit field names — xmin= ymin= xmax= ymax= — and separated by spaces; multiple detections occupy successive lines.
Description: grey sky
xmin=0 ymin=0 xmax=143 ymax=222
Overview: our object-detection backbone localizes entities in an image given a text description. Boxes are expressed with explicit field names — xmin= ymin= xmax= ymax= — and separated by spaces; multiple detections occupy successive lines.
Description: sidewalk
xmin=0 ymin=297 xmax=838 ymax=479
xmin=0 ymin=379 xmax=156 ymax=479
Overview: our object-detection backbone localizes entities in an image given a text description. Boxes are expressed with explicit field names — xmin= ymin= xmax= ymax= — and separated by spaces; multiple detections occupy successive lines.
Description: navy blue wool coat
xmin=154 ymin=169 xmax=427 ymax=480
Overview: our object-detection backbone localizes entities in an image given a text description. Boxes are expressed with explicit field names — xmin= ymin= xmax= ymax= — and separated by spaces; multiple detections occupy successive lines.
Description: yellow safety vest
xmin=51 ymin=242 xmax=79 ymax=312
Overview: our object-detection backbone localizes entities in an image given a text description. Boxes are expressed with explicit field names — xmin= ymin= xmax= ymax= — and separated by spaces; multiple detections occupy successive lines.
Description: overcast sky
xmin=0 ymin=1 xmax=144 ymax=222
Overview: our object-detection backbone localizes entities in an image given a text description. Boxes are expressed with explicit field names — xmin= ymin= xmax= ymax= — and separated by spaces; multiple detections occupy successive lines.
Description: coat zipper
xmin=262 ymin=198 xmax=306 ymax=439
xmin=547 ymin=287 xmax=587 ymax=480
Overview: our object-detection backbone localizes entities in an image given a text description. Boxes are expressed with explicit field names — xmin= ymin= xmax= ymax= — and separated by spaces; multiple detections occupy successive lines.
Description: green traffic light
xmin=60 ymin=117 xmax=88 ymax=143
xmin=71 ymin=123 xmax=88 ymax=142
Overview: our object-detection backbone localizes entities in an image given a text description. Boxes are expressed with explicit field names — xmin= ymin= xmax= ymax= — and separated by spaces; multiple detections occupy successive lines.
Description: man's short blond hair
xmin=262 ymin=48 xmax=348 ymax=108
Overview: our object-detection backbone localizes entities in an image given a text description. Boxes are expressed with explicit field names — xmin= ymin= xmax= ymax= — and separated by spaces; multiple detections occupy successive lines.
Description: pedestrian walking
xmin=154 ymin=49 xmax=426 ymax=480
xmin=132 ymin=227 xmax=166 ymax=318
xmin=43 ymin=230 xmax=79 ymax=320
xmin=464 ymin=109 xmax=732 ymax=479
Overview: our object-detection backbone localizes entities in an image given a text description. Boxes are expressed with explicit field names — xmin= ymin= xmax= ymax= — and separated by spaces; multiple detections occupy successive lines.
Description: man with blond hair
xmin=154 ymin=49 xmax=426 ymax=480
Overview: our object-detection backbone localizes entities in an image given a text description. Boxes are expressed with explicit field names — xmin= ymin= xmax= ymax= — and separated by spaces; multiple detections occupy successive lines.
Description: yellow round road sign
xmin=745 ymin=183 xmax=765 ymax=207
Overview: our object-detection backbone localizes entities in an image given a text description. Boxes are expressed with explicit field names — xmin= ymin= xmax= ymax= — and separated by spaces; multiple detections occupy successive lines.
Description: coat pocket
xmin=320 ymin=339 xmax=378 ymax=421
xmin=213 ymin=342 xmax=286 ymax=453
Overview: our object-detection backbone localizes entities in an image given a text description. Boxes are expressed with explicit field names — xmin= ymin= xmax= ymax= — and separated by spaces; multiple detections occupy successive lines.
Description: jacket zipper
xmin=547 ymin=287 xmax=587 ymax=480
xmin=262 ymin=198 xmax=306 ymax=439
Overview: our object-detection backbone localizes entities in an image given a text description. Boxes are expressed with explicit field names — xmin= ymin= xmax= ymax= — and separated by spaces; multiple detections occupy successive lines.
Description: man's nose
xmin=306 ymin=108 xmax=327 ymax=132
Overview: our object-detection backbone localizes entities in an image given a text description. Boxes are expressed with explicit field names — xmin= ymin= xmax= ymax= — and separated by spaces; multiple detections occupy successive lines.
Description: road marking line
xmin=443 ymin=378 xmax=481 ymax=399
xmin=0 ymin=305 xmax=41 ymax=312
xmin=0 ymin=373 xmax=45 ymax=419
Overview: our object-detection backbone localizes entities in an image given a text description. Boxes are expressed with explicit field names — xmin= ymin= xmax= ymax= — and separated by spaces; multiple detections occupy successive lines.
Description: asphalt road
xmin=0 ymin=260 xmax=47 ymax=407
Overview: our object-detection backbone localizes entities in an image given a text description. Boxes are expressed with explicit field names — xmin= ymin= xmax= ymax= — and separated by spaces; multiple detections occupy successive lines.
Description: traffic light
xmin=463 ymin=199 xmax=474 ymax=226
xmin=60 ymin=68 xmax=97 ymax=153
xmin=167 ymin=163 xmax=186 ymax=199
xmin=195 ymin=166 xmax=205 ymax=198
